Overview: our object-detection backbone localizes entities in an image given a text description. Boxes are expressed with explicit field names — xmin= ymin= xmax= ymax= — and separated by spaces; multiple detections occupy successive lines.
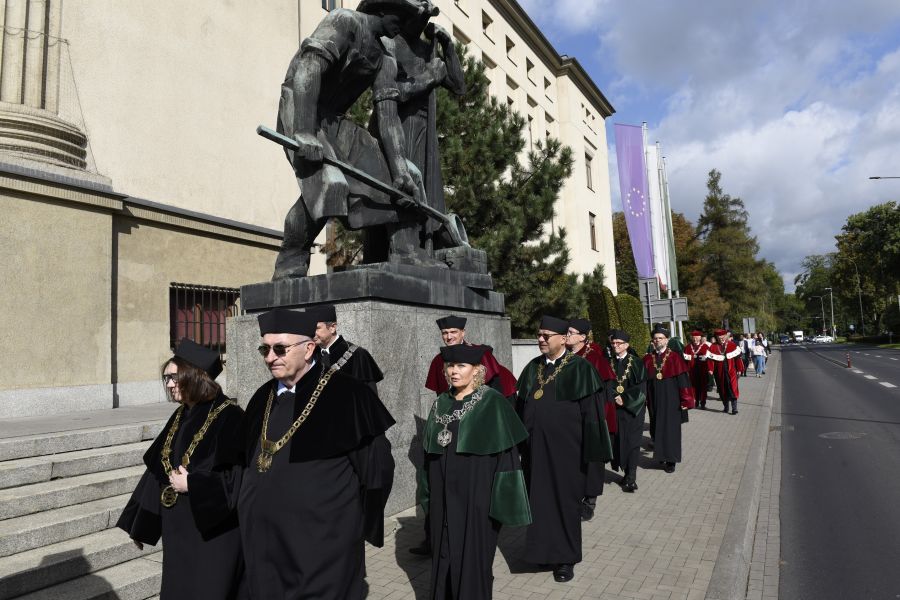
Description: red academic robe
xmin=683 ymin=342 xmax=710 ymax=406
xmin=707 ymin=341 xmax=741 ymax=399
xmin=642 ymin=350 xmax=696 ymax=409
xmin=575 ymin=342 xmax=618 ymax=434
xmin=425 ymin=343 xmax=518 ymax=397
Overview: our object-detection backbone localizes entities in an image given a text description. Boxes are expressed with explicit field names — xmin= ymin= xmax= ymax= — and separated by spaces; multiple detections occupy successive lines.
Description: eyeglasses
xmin=257 ymin=340 xmax=311 ymax=357
xmin=611 ymin=341 xmax=628 ymax=346
xmin=536 ymin=332 xmax=564 ymax=340
xmin=565 ymin=331 xmax=585 ymax=337
xmin=163 ymin=373 xmax=179 ymax=384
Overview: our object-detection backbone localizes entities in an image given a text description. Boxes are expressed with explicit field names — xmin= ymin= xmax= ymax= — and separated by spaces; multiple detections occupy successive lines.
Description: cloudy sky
xmin=518 ymin=0 xmax=900 ymax=290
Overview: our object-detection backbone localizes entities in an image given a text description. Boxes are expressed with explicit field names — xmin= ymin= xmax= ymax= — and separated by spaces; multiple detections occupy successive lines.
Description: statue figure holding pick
xmin=272 ymin=0 xmax=458 ymax=279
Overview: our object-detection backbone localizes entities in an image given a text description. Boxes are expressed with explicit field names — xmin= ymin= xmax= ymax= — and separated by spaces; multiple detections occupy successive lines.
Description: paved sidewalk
xmin=366 ymin=352 xmax=781 ymax=600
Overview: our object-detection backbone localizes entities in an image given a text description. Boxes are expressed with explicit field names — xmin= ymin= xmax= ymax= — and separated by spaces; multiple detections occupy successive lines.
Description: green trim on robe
xmin=615 ymin=353 xmax=648 ymax=416
xmin=416 ymin=467 xmax=429 ymax=514
xmin=583 ymin=414 xmax=614 ymax=463
xmin=489 ymin=470 xmax=532 ymax=526
xmin=422 ymin=388 xmax=528 ymax=456
xmin=516 ymin=352 xmax=602 ymax=401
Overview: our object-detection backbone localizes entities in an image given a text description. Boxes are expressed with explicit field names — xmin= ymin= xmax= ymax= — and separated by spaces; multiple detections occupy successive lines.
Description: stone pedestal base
xmin=226 ymin=300 xmax=512 ymax=516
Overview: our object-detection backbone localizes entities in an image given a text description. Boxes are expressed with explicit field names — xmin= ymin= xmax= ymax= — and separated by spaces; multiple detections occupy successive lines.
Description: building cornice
xmin=488 ymin=0 xmax=615 ymax=118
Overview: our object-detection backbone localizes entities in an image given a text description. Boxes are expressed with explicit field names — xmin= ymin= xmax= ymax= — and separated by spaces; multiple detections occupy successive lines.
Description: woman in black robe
xmin=420 ymin=344 xmax=532 ymax=600
xmin=117 ymin=339 xmax=244 ymax=599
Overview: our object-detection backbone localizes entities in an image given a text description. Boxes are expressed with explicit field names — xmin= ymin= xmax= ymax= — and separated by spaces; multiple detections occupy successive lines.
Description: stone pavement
xmin=365 ymin=351 xmax=781 ymax=600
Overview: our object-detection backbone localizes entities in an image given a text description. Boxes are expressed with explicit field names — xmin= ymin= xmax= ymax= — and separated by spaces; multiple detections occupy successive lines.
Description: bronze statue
xmin=269 ymin=0 xmax=465 ymax=279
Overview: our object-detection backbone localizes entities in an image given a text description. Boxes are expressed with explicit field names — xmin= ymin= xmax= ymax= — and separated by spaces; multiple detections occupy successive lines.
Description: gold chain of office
xmin=609 ymin=354 xmax=634 ymax=394
xmin=533 ymin=352 xmax=574 ymax=399
xmin=159 ymin=398 xmax=235 ymax=508
xmin=654 ymin=349 xmax=671 ymax=380
xmin=256 ymin=367 xmax=337 ymax=473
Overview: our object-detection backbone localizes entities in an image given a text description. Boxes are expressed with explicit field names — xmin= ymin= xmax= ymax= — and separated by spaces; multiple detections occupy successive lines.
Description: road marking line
xmin=880 ymin=382 xmax=897 ymax=388
xmin=852 ymin=370 xmax=864 ymax=374
xmin=891 ymin=358 xmax=898 ymax=361
xmin=864 ymin=375 xmax=878 ymax=380
xmin=864 ymin=353 xmax=871 ymax=356
xmin=876 ymin=355 xmax=883 ymax=358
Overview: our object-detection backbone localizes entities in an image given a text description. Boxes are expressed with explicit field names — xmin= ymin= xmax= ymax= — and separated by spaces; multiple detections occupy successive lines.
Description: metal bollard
xmin=846 ymin=353 xmax=852 ymax=368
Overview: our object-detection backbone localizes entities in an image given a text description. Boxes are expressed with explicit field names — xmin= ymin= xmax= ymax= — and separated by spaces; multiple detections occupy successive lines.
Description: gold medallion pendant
xmin=533 ymin=389 xmax=544 ymax=400
xmin=257 ymin=450 xmax=273 ymax=473
xmin=616 ymin=385 xmax=625 ymax=394
xmin=656 ymin=372 xmax=663 ymax=380
xmin=160 ymin=485 xmax=178 ymax=508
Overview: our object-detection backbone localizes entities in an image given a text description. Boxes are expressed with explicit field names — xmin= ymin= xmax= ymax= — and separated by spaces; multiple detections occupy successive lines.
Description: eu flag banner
xmin=614 ymin=124 xmax=654 ymax=279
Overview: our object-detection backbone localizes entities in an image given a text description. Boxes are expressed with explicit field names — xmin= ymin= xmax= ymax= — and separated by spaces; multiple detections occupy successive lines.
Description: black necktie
xmin=320 ymin=349 xmax=331 ymax=368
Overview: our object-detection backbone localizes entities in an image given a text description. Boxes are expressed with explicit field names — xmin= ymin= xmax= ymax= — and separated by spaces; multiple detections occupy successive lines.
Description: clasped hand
xmin=169 ymin=465 xmax=189 ymax=493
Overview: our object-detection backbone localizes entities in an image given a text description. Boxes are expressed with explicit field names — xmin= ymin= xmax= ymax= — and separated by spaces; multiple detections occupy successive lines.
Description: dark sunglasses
xmin=163 ymin=373 xmax=179 ymax=384
xmin=257 ymin=340 xmax=312 ymax=357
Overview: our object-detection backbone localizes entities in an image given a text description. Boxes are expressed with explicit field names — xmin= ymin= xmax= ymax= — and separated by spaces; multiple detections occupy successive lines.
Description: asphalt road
xmin=778 ymin=344 xmax=900 ymax=599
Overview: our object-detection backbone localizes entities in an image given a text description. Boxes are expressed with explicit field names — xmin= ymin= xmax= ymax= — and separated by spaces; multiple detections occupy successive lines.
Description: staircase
xmin=0 ymin=403 xmax=174 ymax=600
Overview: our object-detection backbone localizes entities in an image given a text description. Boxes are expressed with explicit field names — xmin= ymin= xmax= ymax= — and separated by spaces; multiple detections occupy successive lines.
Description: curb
xmin=705 ymin=351 xmax=780 ymax=600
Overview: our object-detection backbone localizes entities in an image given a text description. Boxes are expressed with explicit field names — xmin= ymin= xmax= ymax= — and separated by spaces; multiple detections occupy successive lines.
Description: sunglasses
xmin=163 ymin=373 xmax=179 ymax=384
xmin=257 ymin=340 xmax=312 ymax=357
xmin=536 ymin=332 xmax=564 ymax=340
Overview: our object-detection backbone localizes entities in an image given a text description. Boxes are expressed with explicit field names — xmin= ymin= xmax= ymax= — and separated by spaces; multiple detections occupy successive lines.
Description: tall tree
xmin=611 ymin=212 xmax=638 ymax=297
xmin=695 ymin=169 xmax=769 ymax=328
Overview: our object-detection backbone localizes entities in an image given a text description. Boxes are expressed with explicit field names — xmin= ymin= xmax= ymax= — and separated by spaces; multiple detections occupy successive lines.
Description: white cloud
xmin=537 ymin=0 xmax=900 ymax=291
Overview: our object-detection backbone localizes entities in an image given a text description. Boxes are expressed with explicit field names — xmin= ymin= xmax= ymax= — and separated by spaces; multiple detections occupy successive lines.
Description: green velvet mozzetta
xmin=422 ymin=388 xmax=528 ymax=455
xmin=516 ymin=352 xmax=602 ymax=401
xmin=489 ymin=470 xmax=532 ymax=526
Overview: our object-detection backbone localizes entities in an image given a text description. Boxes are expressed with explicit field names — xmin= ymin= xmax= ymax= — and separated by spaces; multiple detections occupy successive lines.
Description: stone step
xmin=0 ymin=466 xmax=143 ymax=521
xmin=10 ymin=554 xmax=161 ymax=600
xmin=0 ymin=423 xmax=164 ymax=463
xmin=0 ymin=442 xmax=152 ymax=491
xmin=0 ymin=528 xmax=159 ymax=600
xmin=0 ymin=495 xmax=129 ymax=559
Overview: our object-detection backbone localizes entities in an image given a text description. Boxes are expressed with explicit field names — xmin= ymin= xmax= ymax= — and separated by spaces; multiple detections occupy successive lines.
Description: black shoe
xmin=408 ymin=541 xmax=431 ymax=557
xmin=553 ymin=563 xmax=574 ymax=582
xmin=580 ymin=501 xmax=595 ymax=522
xmin=622 ymin=479 xmax=637 ymax=493
xmin=700 ymin=404 xmax=706 ymax=410
xmin=722 ymin=407 xmax=729 ymax=413
xmin=664 ymin=462 xmax=675 ymax=473
xmin=731 ymin=410 xmax=738 ymax=415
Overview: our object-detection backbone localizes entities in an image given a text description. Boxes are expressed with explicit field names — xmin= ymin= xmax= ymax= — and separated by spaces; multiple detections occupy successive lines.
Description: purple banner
xmin=614 ymin=124 xmax=655 ymax=279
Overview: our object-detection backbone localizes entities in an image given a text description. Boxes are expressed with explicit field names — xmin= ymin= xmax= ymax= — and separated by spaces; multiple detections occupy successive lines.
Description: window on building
xmin=452 ymin=25 xmax=471 ymax=46
xmin=169 ymin=283 xmax=240 ymax=356
xmin=526 ymin=58 xmax=535 ymax=82
xmin=482 ymin=10 xmax=493 ymax=41
xmin=589 ymin=213 xmax=598 ymax=251
xmin=544 ymin=77 xmax=551 ymax=93
xmin=528 ymin=115 xmax=534 ymax=149
xmin=506 ymin=36 xmax=516 ymax=63
xmin=585 ymin=153 xmax=593 ymax=190
xmin=322 ymin=0 xmax=337 ymax=10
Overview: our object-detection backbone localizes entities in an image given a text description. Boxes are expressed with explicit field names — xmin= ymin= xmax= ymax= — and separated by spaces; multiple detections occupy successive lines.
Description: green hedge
xmin=588 ymin=285 xmax=621 ymax=337
xmin=617 ymin=293 xmax=650 ymax=354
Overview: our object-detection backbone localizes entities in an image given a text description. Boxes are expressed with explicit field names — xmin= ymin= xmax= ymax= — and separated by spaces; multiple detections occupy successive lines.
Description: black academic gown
xmin=422 ymin=388 xmax=531 ymax=600
xmin=606 ymin=350 xmax=647 ymax=480
xmin=515 ymin=353 xmax=608 ymax=566
xmin=117 ymin=393 xmax=245 ymax=600
xmin=238 ymin=362 xmax=395 ymax=600
xmin=320 ymin=335 xmax=384 ymax=393
xmin=644 ymin=351 xmax=692 ymax=464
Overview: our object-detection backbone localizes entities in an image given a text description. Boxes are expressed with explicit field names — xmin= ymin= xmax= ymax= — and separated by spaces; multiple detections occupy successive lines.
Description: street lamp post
xmin=824 ymin=287 xmax=835 ymax=337
xmin=811 ymin=295 xmax=826 ymax=335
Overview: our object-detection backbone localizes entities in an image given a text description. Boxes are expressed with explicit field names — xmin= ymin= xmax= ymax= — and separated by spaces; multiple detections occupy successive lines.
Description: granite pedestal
xmin=226 ymin=297 xmax=511 ymax=517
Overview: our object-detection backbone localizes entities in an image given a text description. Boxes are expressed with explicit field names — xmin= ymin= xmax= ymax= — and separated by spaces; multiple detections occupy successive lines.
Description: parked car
xmin=812 ymin=335 xmax=834 ymax=343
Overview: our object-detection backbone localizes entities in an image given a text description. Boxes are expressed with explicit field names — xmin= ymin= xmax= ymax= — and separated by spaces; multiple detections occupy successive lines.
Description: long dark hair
xmin=161 ymin=356 xmax=220 ymax=404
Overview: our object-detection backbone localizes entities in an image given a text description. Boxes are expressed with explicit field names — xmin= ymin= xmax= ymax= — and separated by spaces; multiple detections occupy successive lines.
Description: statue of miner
xmin=274 ymin=0 xmax=445 ymax=278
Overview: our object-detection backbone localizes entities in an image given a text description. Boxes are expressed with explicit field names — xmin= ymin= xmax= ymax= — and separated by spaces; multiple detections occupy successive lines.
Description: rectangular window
xmin=585 ymin=153 xmax=594 ymax=190
xmin=526 ymin=58 xmax=535 ymax=82
xmin=169 ymin=283 xmax=240 ymax=355
xmin=589 ymin=213 xmax=598 ymax=251
xmin=506 ymin=36 xmax=516 ymax=64
xmin=482 ymin=10 xmax=493 ymax=41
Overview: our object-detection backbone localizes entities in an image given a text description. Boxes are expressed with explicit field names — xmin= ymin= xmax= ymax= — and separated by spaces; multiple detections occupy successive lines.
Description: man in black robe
xmin=643 ymin=325 xmax=694 ymax=474
xmin=308 ymin=304 xmax=384 ymax=393
xmin=516 ymin=315 xmax=612 ymax=583
xmin=605 ymin=330 xmax=647 ymax=492
xmin=238 ymin=309 xmax=395 ymax=599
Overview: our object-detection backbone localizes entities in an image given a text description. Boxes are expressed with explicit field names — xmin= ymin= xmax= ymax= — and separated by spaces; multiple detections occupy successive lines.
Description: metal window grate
xmin=169 ymin=283 xmax=240 ymax=356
